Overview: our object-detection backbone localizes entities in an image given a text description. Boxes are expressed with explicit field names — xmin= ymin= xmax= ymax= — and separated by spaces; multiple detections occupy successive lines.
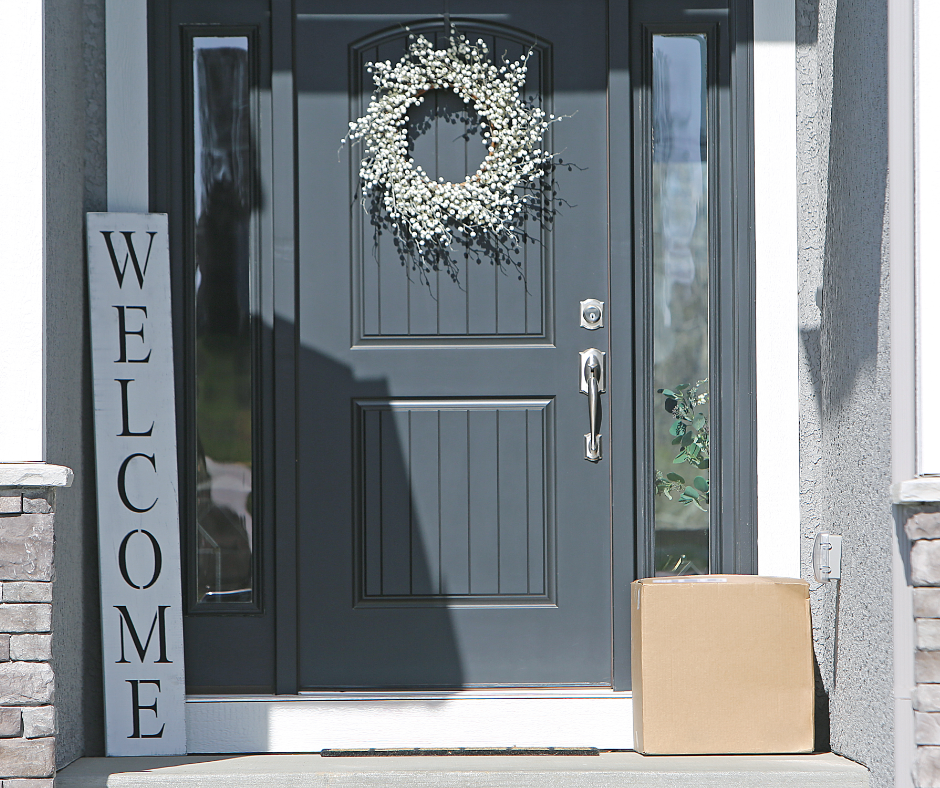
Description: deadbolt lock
xmin=580 ymin=299 xmax=604 ymax=330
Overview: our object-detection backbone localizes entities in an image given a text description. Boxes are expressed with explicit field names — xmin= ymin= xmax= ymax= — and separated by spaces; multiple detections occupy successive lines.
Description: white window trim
xmin=915 ymin=0 xmax=940 ymax=474
xmin=0 ymin=2 xmax=44 ymax=461
xmin=754 ymin=0 xmax=799 ymax=579
xmin=106 ymin=0 xmax=150 ymax=213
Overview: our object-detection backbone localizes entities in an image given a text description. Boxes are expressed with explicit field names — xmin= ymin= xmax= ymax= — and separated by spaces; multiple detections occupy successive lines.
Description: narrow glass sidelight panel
xmin=191 ymin=36 xmax=255 ymax=604
xmin=651 ymin=34 xmax=710 ymax=576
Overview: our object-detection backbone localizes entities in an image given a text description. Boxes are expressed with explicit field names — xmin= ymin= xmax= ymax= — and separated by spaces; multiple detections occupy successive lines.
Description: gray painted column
xmin=0 ymin=464 xmax=73 ymax=785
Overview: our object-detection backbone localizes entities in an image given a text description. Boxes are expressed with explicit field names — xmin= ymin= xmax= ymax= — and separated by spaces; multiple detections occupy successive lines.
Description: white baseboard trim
xmin=186 ymin=690 xmax=635 ymax=753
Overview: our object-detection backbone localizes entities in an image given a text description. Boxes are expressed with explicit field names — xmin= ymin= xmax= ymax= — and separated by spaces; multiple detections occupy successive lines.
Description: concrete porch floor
xmin=57 ymin=752 xmax=869 ymax=788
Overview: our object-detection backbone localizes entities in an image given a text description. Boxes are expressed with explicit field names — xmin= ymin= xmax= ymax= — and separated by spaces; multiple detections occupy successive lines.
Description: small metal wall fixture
xmin=580 ymin=299 xmax=604 ymax=330
xmin=812 ymin=532 xmax=843 ymax=582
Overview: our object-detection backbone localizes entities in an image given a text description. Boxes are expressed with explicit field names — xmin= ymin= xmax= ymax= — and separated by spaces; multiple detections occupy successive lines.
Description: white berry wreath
xmin=342 ymin=31 xmax=559 ymax=275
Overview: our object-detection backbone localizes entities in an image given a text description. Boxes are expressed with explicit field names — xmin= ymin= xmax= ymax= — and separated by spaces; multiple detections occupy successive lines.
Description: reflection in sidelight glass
xmin=651 ymin=34 xmax=710 ymax=576
xmin=192 ymin=36 xmax=254 ymax=603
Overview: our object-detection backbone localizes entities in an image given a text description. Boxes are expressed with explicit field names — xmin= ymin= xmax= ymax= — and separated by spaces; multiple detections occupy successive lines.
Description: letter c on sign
xmin=118 ymin=530 xmax=163 ymax=589
xmin=117 ymin=453 xmax=158 ymax=513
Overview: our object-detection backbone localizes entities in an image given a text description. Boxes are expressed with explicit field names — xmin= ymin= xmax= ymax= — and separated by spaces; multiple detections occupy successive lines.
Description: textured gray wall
xmin=797 ymin=0 xmax=893 ymax=786
xmin=44 ymin=0 xmax=107 ymax=767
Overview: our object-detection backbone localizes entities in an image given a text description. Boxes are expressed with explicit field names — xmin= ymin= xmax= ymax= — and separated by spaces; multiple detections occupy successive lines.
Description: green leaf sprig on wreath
xmin=654 ymin=379 xmax=710 ymax=511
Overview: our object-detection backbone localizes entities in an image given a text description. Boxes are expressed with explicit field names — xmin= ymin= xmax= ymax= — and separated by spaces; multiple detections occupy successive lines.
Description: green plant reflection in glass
xmin=654 ymin=379 xmax=709 ymax=511
xmin=651 ymin=33 xmax=709 ymax=576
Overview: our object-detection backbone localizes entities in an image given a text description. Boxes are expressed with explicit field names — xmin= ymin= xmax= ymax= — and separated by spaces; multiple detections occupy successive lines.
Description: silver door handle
xmin=580 ymin=349 xmax=606 ymax=462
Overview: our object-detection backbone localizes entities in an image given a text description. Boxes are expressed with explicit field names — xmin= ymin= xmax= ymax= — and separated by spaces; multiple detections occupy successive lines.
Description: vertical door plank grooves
xmin=496 ymin=409 xmax=501 ymax=594
xmin=526 ymin=410 xmax=531 ymax=594
xmin=363 ymin=408 xmax=384 ymax=597
xmin=352 ymin=29 xmax=551 ymax=340
xmin=437 ymin=410 xmax=443 ymax=595
xmin=492 ymin=36 xmax=499 ymax=337
xmin=466 ymin=409 xmax=472 ymax=587
xmin=359 ymin=402 xmax=550 ymax=601
xmin=408 ymin=410 xmax=414 ymax=593
xmin=372 ymin=44 xmax=382 ymax=337
xmin=378 ymin=409 xmax=384 ymax=595
xmin=465 ymin=236 xmax=471 ymax=335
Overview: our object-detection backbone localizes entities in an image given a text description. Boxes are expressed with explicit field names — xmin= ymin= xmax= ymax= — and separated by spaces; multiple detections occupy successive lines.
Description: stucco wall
xmin=45 ymin=0 xmax=107 ymax=767
xmin=797 ymin=0 xmax=893 ymax=786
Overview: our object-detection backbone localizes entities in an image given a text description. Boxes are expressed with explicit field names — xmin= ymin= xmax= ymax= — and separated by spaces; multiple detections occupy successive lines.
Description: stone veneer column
xmin=905 ymin=505 xmax=940 ymax=787
xmin=0 ymin=465 xmax=72 ymax=788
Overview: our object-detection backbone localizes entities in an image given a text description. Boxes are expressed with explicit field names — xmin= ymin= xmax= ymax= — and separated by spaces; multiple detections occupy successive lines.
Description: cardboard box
xmin=631 ymin=575 xmax=814 ymax=755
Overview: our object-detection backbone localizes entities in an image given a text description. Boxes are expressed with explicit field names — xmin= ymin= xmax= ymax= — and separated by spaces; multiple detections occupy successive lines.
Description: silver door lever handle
xmin=579 ymin=349 xmax=606 ymax=462
xmin=587 ymin=362 xmax=601 ymax=458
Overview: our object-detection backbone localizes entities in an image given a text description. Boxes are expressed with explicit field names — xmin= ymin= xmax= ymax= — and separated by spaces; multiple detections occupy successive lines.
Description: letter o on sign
xmin=118 ymin=529 xmax=163 ymax=590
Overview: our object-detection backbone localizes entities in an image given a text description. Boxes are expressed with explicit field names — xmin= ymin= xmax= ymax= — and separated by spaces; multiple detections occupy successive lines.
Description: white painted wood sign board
xmin=86 ymin=212 xmax=186 ymax=756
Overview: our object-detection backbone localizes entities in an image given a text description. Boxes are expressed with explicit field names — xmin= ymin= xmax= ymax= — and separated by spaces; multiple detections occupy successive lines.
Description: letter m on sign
xmin=114 ymin=605 xmax=173 ymax=664
xmin=101 ymin=231 xmax=158 ymax=288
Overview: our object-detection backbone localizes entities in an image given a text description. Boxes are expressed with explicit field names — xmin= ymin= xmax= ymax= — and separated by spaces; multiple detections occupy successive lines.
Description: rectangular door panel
xmin=354 ymin=399 xmax=554 ymax=605
xmin=349 ymin=25 xmax=554 ymax=344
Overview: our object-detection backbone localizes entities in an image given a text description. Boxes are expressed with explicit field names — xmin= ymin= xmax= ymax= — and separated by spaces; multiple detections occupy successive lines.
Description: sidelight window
xmin=650 ymin=34 xmax=710 ymax=575
xmin=189 ymin=35 xmax=257 ymax=606
xmin=634 ymin=8 xmax=756 ymax=579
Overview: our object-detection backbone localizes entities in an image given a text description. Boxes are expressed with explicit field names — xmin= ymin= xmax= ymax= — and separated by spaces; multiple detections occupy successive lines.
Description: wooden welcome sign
xmin=86 ymin=213 xmax=186 ymax=755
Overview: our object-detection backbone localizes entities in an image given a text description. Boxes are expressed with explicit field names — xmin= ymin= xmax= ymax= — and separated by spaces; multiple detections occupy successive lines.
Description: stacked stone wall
xmin=0 ymin=489 xmax=58 ymax=787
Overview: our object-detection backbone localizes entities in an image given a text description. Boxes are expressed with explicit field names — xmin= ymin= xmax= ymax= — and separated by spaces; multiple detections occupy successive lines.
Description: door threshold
xmin=57 ymin=752 xmax=869 ymax=788
xmin=189 ymin=686 xmax=628 ymax=701
xmin=185 ymin=690 xmax=634 ymax=752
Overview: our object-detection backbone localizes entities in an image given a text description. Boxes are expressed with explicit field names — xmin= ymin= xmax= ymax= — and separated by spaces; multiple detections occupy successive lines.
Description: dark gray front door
xmin=295 ymin=0 xmax=620 ymax=688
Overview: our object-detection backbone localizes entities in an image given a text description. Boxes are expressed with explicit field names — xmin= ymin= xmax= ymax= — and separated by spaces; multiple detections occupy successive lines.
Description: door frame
xmin=185 ymin=689 xmax=634 ymax=753
xmin=128 ymin=0 xmax=798 ymax=752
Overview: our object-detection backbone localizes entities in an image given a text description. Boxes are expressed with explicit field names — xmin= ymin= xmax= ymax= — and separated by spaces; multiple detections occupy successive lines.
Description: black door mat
xmin=320 ymin=748 xmax=600 ymax=757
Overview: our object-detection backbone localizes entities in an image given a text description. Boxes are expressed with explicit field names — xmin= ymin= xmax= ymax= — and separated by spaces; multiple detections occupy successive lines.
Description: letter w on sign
xmin=86 ymin=213 xmax=186 ymax=756
xmin=101 ymin=231 xmax=158 ymax=288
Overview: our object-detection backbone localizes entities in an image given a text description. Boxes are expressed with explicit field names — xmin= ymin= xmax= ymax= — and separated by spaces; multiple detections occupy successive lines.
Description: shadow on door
xmin=296 ymin=337 xmax=465 ymax=688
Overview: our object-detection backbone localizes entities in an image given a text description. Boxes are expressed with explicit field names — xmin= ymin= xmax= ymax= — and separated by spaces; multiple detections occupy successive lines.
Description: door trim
xmin=185 ymin=690 xmax=634 ymax=753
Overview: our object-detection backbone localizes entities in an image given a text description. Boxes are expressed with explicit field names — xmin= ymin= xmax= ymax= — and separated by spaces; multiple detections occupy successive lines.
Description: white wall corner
xmin=0 ymin=3 xmax=44 ymax=461
xmin=754 ymin=0 xmax=800 ymax=578
xmin=915 ymin=0 xmax=940 ymax=476
xmin=891 ymin=0 xmax=918 ymax=785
